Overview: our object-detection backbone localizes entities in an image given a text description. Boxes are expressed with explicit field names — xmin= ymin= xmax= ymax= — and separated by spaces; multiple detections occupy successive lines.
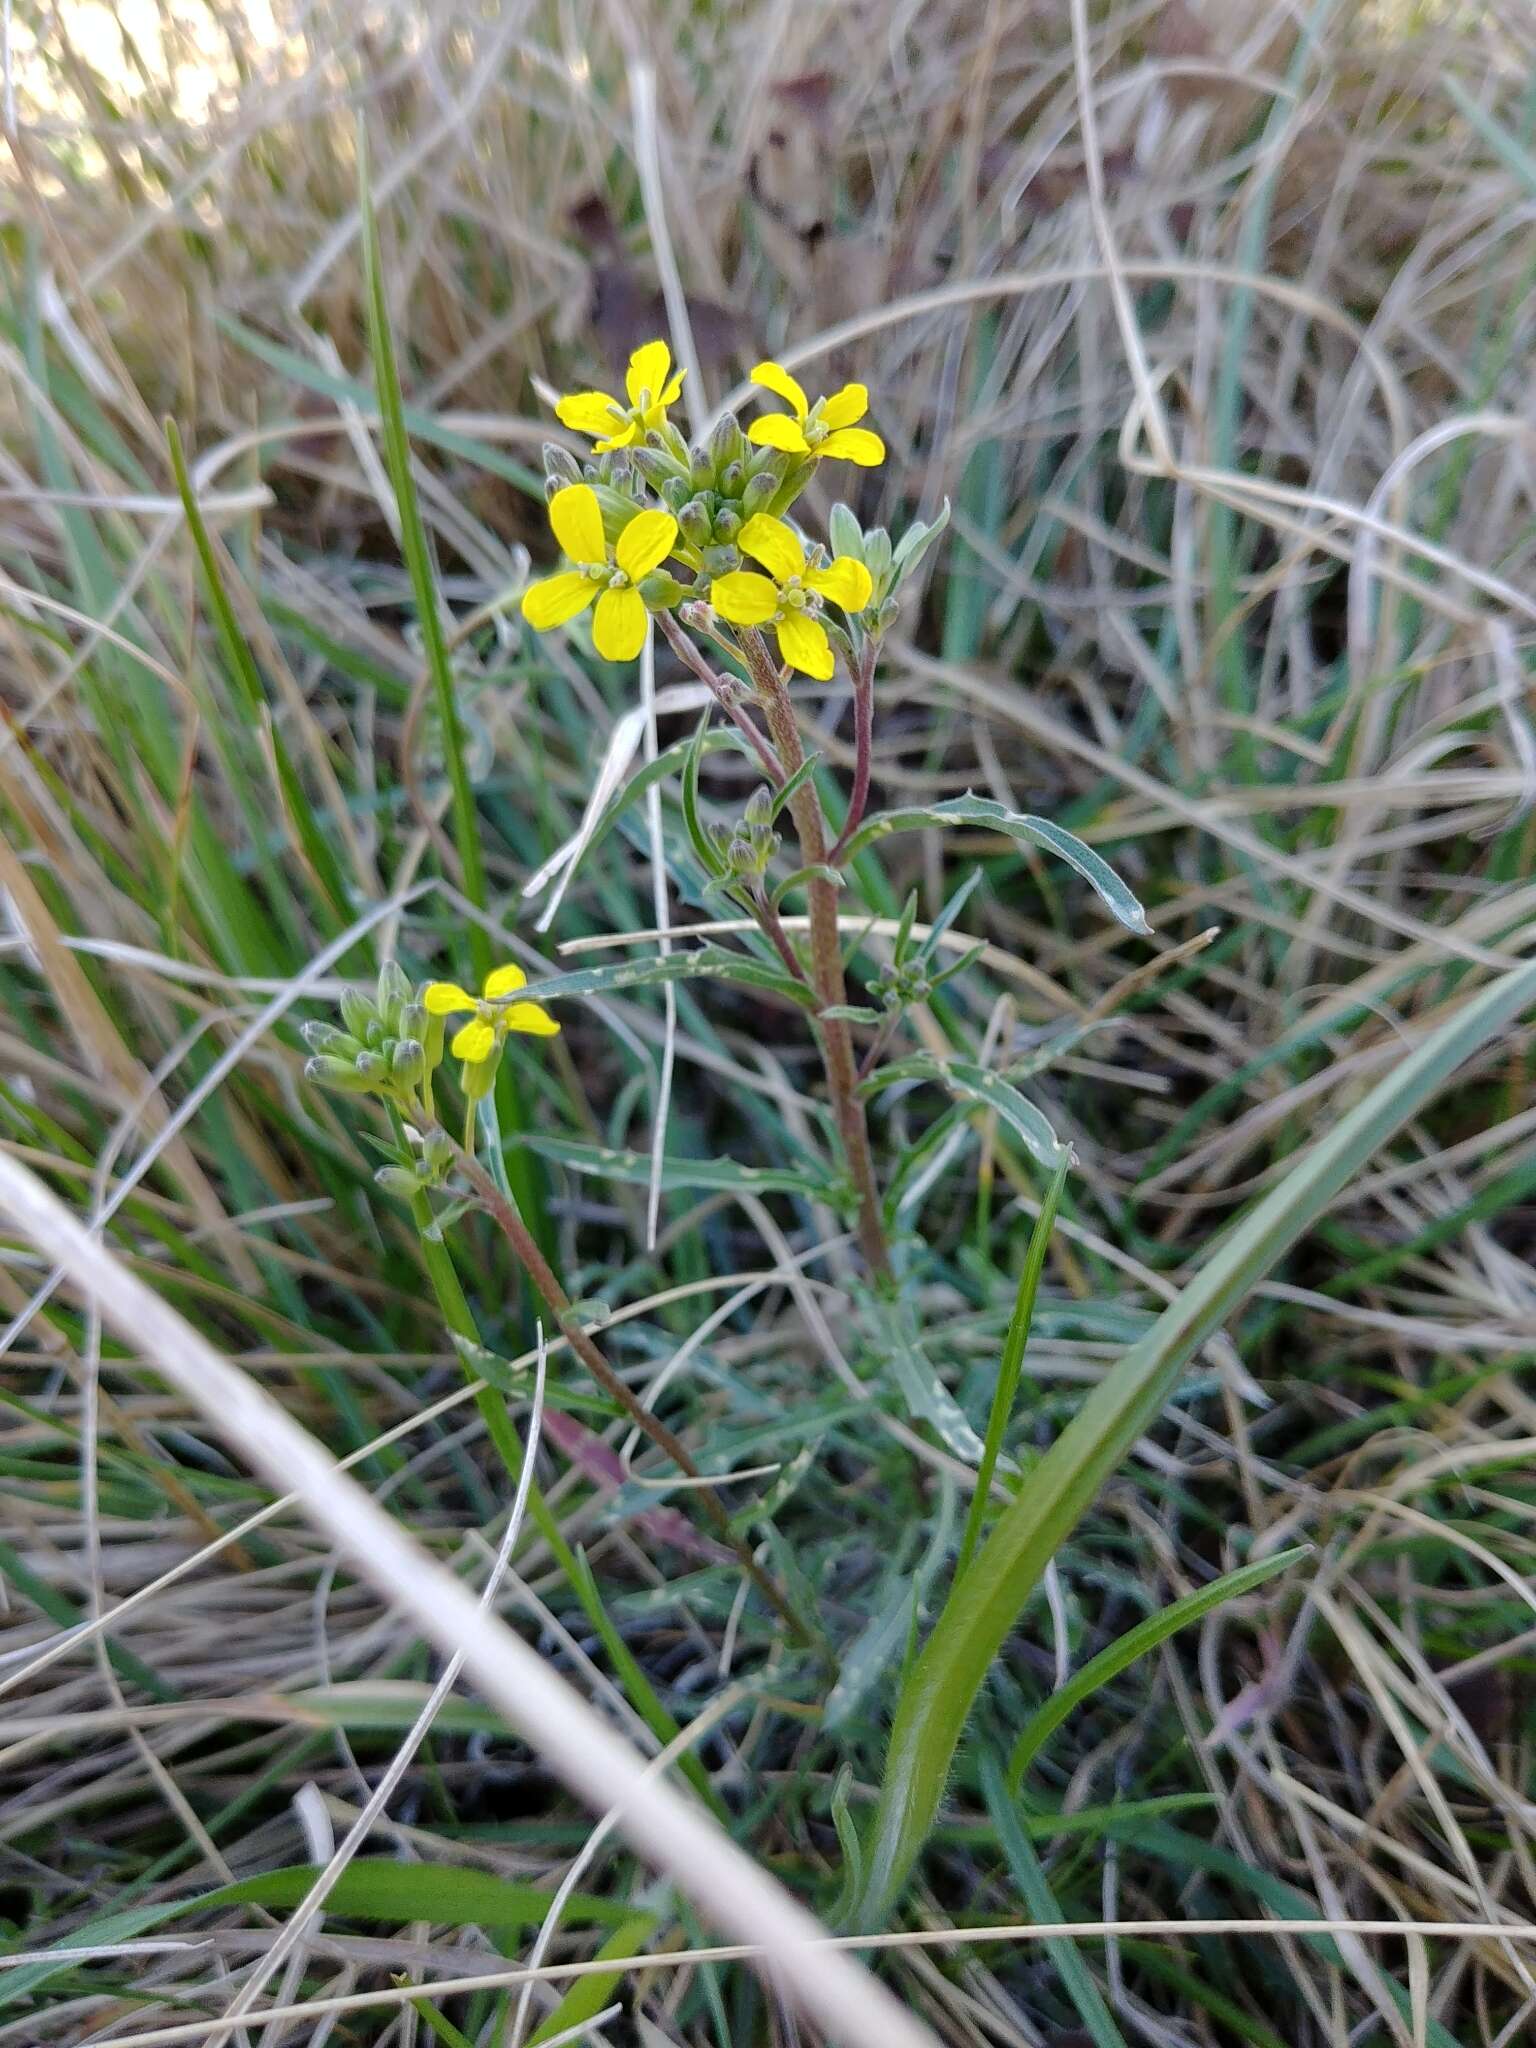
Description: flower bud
xmin=375 ymin=1164 xmax=421 ymax=1197
xmin=713 ymin=506 xmax=742 ymax=543
xmin=707 ymin=412 xmax=744 ymax=475
xmin=390 ymin=1039 xmax=425 ymax=1086
xmin=717 ymin=459 xmax=745 ymax=497
xmin=740 ymin=470 xmax=778 ymax=516
xmin=743 ymin=784 xmax=774 ymax=829
xmin=677 ymin=499 xmax=712 ymax=549
xmin=701 ymin=543 xmax=740 ymax=578
xmin=689 ymin=446 xmax=715 ymax=492
xmin=630 ymin=445 xmax=682 ymax=489
xmin=354 ymin=1049 xmax=388 ymax=1084
xmin=660 ymin=475 xmax=690 ymax=510
xmin=339 ymin=988 xmax=374 ymax=1041
xmin=376 ymin=959 xmax=411 ymax=1026
xmin=543 ymin=442 xmax=583 ymax=487
xmin=306 ymin=1054 xmax=377 ymax=1094
xmin=301 ymin=1020 xmax=356 ymax=1056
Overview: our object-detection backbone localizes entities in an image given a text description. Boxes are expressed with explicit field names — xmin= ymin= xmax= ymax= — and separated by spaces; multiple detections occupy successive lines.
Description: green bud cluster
xmin=303 ymin=960 xmax=435 ymax=1104
xmin=827 ymin=499 xmax=951 ymax=636
xmin=374 ymin=1126 xmax=455 ymax=1199
xmin=709 ymin=782 xmax=780 ymax=887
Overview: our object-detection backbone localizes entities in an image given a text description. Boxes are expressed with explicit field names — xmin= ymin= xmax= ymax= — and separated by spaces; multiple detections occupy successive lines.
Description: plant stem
xmin=829 ymin=635 xmax=877 ymax=865
xmin=750 ymin=885 xmax=810 ymax=986
xmin=443 ymin=1134 xmax=816 ymax=1645
xmin=739 ymin=630 xmax=892 ymax=1281
xmin=657 ymin=608 xmax=783 ymax=786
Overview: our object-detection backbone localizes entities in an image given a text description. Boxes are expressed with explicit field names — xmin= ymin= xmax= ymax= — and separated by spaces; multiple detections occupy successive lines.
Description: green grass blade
xmin=979 ymin=1753 xmax=1130 ymax=2048
xmin=956 ymin=1156 xmax=1070 ymax=1578
xmin=857 ymin=950 xmax=1536 ymax=1926
xmin=1006 ymin=1545 xmax=1310 ymax=1785
xmin=357 ymin=149 xmax=487 ymax=966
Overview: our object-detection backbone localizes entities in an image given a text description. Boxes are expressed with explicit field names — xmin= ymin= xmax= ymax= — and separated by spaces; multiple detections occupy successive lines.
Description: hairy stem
xmin=739 ymin=630 xmax=892 ymax=1281
xmin=657 ymin=608 xmax=782 ymax=786
xmin=444 ymin=1135 xmax=816 ymax=1644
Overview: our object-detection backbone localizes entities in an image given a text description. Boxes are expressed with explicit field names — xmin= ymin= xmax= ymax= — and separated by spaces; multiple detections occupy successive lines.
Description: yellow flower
xmin=424 ymin=963 xmax=560 ymax=1065
xmin=745 ymin=361 xmax=885 ymax=467
xmin=710 ymin=514 xmax=872 ymax=681
xmin=520 ymin=485 xmax=678 ymax=662
xmin=554 ymin=339 xmax=686 ymax=453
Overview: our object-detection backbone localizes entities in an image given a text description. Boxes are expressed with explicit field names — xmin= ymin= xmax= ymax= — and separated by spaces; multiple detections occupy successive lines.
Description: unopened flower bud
xmin=354 ymin=1049 xmax=388 ymax=1084
xmin=713 ymin=506 xmax=742 ymax=543
xmin=740 ymin=471 xmax=778 ymax=516
xmin=630 ymin=445 xmax=682 ymax=489
xmin=306 ymin=1054 xmax=376 ymax=1094
xmin=701 ymin=543 xmax=740 ymax=578
xmin=743 ymin=784 xmax=774 ymax=829
xmin=677 ymin=500 xmax=712 ymax=549
xmin=301 ymin=1020 xmax=356 ymax=1057
xmin=708 ymin=412 xmax=744 ymax=475
xmin=376 ymin=959 xmax=411 ymax=1025
xmin=660 ymin=475 xmax=690 ymax=510
xmin=717 ymin=460 xmax=744 ymax=497
xmin=340 ymin=988 xmax=373 ymax=1040
xmin=543 ymin=442 xmax=583 ymax=488
xmin=375 ymin=1164 xmax=421 ymax=1197
xmin=390 ymin=1039 xmax=425 ymax=1086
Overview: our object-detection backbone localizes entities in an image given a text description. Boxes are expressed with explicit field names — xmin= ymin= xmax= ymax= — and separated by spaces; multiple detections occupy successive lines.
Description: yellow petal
xmin=451 ymin=1019 xmax=497 ymax=1063
xmin=808 ymin=555 xmax=873 ymax=613
xmin=483 ymin=963 xmax=528 ymax=999
xmin=555 ymin=390 xmax=625 ymax=437
xmin=738 ymin=513 xmax=805 ymax=584
xmin=615 ymin=509 xmax=678 ymax=581
xmin=548 ymin=483 xmax=606 ymax=567
xmin=819 ymin=382 xmax=869 ymax=430
xmin=423 ymin=980 xmax=476 ymax=1015
xmin=775 ymin=612 xmax=833 ymax=680
xmin=592 ymin=584 xmax=648 ymax=662
xmin=709 ymin=570 xmax=779 ymax=626
xmin=817 ymin=426 xmax=885 ymax=468
xmin=503 ymin=1000 xmax=561 ymax=1038
xmin=521 ymin=570 xmax=595 ymax=632
xmin=594 ymin=419 xmax=640 ymax=453
xmin=659 ymin=369 xmax=687 ymax=405
xmin=746 ymin=413 xmax=809 ymax=454
xmin=750 ymin=359 xmax=808 ymax=419
xmin=625 ymin=339 xmax=672 ymax=410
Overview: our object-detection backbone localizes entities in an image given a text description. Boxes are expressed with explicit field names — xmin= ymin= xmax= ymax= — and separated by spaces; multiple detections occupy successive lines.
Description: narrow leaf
xmin=844 ymin=794 xmax=1150 ymax=934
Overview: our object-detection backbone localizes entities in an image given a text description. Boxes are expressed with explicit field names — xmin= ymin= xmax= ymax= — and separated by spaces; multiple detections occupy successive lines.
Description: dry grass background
xmin=4 ymin=0 xmax=1536 ymax=2043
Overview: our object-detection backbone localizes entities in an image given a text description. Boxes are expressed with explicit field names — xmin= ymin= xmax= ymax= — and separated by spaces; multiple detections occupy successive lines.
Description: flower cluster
xmin=522 ymin=340 xmax=901 ymax=680
xmin=305 ymin=958 xmax=558 ymax=1137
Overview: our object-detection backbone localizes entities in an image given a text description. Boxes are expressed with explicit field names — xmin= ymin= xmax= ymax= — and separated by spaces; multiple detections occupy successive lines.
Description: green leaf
xmin=682 ymin=711 xmax=727 ymax=878
xmin=857 ymin=949 xmax=1536 ymax=1927
xmin=527 ymin=1912 xmax=655 ymax=2046
xmin=862 ymin=1051 xmax=1071 ymax=1174
xmin=524 ymin=1134 xmax=833 ymax=1199
xmin=358 ymin=144 xmax=486 ymax=965
xmin=1006 ymin=1545 xmax=1311 ymax=1783
xmin=980 ymin=1754 xmax=1130 ymax=2048
xmin=532 ymin=944 xmax=818 ymax=1012
xmin=200 ymin=1860 xmax=639 ymax=1930
xmin=843 ymin=795 xmax=1150 ymax=934
xmin=957 ymin=1155 xmax=1070 ymax=1578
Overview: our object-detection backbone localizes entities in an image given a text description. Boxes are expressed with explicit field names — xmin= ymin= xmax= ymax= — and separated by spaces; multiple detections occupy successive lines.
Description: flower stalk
xmin=739 ymin=628 xmax=892 ymax=1282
